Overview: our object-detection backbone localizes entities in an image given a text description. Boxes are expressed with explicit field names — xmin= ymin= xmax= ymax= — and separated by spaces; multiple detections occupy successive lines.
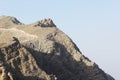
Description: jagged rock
xmin=0 ymin=66 xmax=13 ymax=80
xmin=33 ymin=18 xmax=56 ymax=27
xmin=0 ymin=16 xmax=115 ymax=80
xmin=0 ymin=38 xmax=52 ymax=80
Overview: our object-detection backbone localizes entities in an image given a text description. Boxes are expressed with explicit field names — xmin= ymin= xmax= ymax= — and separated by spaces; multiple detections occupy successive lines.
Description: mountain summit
xmin=0 ymin=16 xmax=115 ymax=80
xmin=0 ymin=16 xmax=22 ymax=28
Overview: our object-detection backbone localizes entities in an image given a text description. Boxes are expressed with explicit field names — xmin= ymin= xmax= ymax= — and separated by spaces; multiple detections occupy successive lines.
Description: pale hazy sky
xmin=0 ymin=0 xmax=120 ymax=79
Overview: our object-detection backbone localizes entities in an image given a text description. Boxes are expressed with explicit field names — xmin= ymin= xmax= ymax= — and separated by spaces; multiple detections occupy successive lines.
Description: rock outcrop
xmin=0 ymin=38 xmax=51 ymax=80
xmin=33 ymin=18 xmax=56 ymax=27
xmin=0 ymin=16 xmax=115 ymax=80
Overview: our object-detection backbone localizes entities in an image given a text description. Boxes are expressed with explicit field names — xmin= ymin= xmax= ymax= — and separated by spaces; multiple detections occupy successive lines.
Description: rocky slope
xmin=0 ymin=16 xmax=115 ymax=80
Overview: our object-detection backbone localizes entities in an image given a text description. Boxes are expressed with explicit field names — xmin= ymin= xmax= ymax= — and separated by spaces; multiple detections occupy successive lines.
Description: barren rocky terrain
xmin=0 ymin=16 xmax=115 ymax=80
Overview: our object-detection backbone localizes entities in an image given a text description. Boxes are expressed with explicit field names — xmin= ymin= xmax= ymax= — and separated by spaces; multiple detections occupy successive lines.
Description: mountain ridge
xmin=0 ymin=16 xmax=115 ymax=80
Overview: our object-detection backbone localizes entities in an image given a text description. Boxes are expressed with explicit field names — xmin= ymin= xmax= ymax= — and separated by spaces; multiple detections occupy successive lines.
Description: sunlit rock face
xmin=0 ymin=16 xmax=115 ymax=80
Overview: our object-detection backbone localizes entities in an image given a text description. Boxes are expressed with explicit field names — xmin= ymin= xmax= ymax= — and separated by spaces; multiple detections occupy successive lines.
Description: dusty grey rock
xmin=0 ymin=16 xmax=115 ymax=80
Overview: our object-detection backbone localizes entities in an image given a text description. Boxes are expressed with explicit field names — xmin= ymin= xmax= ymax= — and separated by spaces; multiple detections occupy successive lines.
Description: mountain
xmin=0 ymin=16 xmax=115 ymax=80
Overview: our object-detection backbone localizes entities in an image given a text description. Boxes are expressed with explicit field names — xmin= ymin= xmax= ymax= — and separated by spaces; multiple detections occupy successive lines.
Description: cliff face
xmin=0 ymin=16 xmax=115 ymax=80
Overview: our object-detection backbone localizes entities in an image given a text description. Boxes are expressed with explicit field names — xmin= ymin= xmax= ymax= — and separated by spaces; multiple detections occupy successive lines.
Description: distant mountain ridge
xmin=0 ymin=16 xmax=115 ymax=80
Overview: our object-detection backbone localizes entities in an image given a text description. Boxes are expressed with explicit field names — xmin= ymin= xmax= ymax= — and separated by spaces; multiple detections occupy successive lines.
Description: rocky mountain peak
xmin=0 ymin=16 xmax=115 ymax=80
xmin=33 ymin=18 xmax=56 ymax=27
